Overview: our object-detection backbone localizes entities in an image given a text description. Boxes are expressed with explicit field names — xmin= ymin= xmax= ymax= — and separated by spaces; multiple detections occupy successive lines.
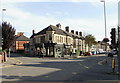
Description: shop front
xmin=35 ymin=42 xmax=56 ymax=57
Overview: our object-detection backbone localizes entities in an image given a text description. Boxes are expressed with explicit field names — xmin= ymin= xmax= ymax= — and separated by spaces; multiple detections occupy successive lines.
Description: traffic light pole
xmin=118 ymin=26 xmax=120 ymax=76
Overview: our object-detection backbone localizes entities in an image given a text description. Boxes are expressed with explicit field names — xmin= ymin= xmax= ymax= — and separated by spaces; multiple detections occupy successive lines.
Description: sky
xmin=0 ymin=0 xmax=119 ymax=41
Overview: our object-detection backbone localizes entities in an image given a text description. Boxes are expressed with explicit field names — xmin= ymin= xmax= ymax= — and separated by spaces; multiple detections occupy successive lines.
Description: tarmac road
xmin=2 ymin=53 xmax=119 ymax=82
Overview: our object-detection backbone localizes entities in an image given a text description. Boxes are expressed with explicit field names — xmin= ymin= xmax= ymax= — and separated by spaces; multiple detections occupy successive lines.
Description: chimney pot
xmin=71 ymin=30 xmax=74 ymax=34
xmin=56 ymin=23 xmax=61 ymax=28
xmin=32 ymin=30 xmax=35 ymax=35
xmin=79 ymin=32 xmax=82 ymax=36
xmin=76 ymin=31 xmax=78 ymax=35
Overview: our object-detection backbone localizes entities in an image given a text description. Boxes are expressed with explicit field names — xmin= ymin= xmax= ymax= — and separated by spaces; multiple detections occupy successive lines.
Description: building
xmin=0 ymin=26 xmax=2 ymax=51
xmin=0 ymin=26 xmax=2 ymax=62
xmin=29 ymin=24 xmax=85 ymax=57
xmin=11 ymin=32 xmax=29 ymax=53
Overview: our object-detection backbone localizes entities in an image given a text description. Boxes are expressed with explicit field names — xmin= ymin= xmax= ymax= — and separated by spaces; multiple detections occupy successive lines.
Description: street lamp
xmin=2 ymin=9 xmax=6 ymax=22
xmin=100 ymin=0 xmax=107 ymax=38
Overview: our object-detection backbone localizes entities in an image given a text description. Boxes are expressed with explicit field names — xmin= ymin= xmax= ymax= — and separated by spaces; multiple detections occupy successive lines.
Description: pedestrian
xmin=80 ymin=51 xmax=82 ymax=56
xmin=70 ymin=51 xmax=72 ymax=56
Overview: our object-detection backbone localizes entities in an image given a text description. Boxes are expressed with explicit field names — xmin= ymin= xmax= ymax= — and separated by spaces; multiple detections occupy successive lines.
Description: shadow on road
xmin=2 ymin=60 xmax=119 ymax=82
xmin=2 ymin=54 xmax=119 ymax=82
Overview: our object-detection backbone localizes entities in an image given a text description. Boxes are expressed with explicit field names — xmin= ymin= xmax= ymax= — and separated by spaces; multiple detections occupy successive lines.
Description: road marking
xmin=72 ymin=72 xmax=77 ymax=75
xmin=98 ymin=59 xmax=107 ymax=65
xmin=83 ymin=66 xmax=89 ymax=69
xmin=78 ymin=63 xmax=89 ymax=69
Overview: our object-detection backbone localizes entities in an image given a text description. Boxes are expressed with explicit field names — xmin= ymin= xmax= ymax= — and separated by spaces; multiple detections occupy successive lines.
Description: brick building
xmin=29 ymin=24 xmax=85 ymax=57
xmin=11 ymin=32 xmax=29 ymax=52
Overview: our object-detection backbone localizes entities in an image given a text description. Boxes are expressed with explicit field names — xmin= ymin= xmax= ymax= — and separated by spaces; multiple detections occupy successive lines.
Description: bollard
xmin=112 ymin=58 xmax=115 ymax=72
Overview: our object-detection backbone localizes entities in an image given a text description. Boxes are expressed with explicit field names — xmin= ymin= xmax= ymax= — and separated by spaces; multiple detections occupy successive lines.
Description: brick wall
xmin=16 ymin=41 xmax=29 ymax=50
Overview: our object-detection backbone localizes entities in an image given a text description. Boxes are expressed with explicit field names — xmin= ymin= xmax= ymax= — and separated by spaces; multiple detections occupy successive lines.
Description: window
xmin=56 ymin=36 xmax=57 ymax=42
xmin=40 ymin=36 xmax=45 ymax=43
xmin=60 ymin=36 xmax=62 ymax=43
xmin=57 ymin=36 xmax=59 ymax=42
xmin=64 ymin=37 xmax=66 ymax=43
xmin=58 ymin=36 xmax=60 ymax=43
xmin=61 ymin=37 xmax=63 ymax=43
xmin=39 ymin=37 xmax=41 ymax=43
xmin=73 ymin=40 xmax=75 ymax=48
xmin=49 ymin=34 xmax=52 ymax=41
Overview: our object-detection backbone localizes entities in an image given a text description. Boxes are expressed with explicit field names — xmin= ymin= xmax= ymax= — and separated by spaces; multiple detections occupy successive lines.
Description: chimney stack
xmin=56 ymin=23 xmax=61 ymax=29
xmin=79 ymin=32 xmax=82 ymax=36
xmin=32 ymin=30 xmax=35 ymax=35
xmin=76 ymin=31 xmax=78 ymax=35
xmin=71 ymin=30 xmax=74 ymax=34
xmin=65 ymin=26 xmax=69 ymax=32
xmin=17 ymin=32 xmax=24 ymax=37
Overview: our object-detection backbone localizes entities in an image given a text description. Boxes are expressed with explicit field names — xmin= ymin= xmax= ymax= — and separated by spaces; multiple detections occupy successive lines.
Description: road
xmin=2 ymin=53 xmax=119 ymax=82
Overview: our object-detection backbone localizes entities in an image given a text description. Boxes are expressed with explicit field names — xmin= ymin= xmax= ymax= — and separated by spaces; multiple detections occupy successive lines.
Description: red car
xmin=84 ymin=52 xmax=92 ymax=56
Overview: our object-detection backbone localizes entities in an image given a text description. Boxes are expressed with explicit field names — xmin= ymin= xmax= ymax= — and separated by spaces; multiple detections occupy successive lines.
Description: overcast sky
xmin=1 ymin=0 xmax=118 ymax=41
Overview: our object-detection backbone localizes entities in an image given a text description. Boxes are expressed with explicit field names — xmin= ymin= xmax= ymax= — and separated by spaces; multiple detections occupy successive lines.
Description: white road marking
xmin=78 ymin=63 xmax=89 ymax=69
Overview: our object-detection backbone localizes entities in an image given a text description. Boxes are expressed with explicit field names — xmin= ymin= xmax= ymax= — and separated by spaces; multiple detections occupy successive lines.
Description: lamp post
xmin=2 ymin=9 xmax=6 ymax=22
xmin=101 ymin=0 xmax=107 ymax=38
xmin=100 ymin=0 xmax=109 ymax=52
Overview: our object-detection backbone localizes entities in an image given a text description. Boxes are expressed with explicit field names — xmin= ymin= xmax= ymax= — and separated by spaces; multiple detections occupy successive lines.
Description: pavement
xmin=0 ymin=57 xmax=23 ymax=68
xmin=0 ymin=54 xmax=117 ymax=69
xmin=0 ymin=55 xmax=94 ymax=68
xmin=98 ymin=55 xmax=119 ymax=75
xmin=0 ymin=56 xmax=82 ymax=68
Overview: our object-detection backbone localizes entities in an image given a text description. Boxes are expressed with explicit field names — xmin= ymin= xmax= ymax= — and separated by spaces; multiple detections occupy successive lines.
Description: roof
xmin=16 ymin=35 xmax=29 ymax=41
xmin=32 ymin=25 xmax=72 ymax=37
xmin=30 ymin=25 xmax=84 ymax=39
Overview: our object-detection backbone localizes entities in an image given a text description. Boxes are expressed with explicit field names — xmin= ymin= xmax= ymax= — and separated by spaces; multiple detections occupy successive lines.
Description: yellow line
xmin=0 ymin=58 xmax=23 ymax=68
xmin=0 ymin=65 xmax=14 ymax=68
xmin=44 ymin=76 xmax=49 ymax=78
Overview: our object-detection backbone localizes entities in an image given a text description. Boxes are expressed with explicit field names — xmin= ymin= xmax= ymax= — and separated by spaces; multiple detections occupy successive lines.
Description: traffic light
xmin=1 ymin=38 xmax=3 ymax=46
xmin=110 ymin=28 xmax=116 ymax=46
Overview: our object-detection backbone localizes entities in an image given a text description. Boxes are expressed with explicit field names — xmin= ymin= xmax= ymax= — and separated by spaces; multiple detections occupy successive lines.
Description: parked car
xmin=96 ymin=49 xmax=106 ymax=54
xmin=84 ymin=52 xmax=92 ymax=56
xmin=108 ymin=50 xmax=118 ymax=57
xmin=112 ymin=49 xmax=118 ymax=55
xmin=91 ymin=51 xmax=96 ymax=55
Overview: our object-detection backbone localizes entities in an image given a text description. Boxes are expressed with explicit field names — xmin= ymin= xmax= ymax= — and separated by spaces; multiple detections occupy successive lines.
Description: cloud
xmin=2 ymin=0 xmax=120 ymax=3
xmin=1 ymin=1 xmax=118 ymax=41
xmin=61 ymin=18 xmax=105 ymax=40
xmin=1 ymin=3 xmax=61 ymax=37
xmin=2 ymin=0 xmax=119 ymax=3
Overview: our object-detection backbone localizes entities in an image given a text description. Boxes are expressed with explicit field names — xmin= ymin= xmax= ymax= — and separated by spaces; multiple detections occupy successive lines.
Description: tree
xmin=1 ymin=22 xmax=16 ymax=50
xmin=85 ymin=34 xmax=96 ymax=52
